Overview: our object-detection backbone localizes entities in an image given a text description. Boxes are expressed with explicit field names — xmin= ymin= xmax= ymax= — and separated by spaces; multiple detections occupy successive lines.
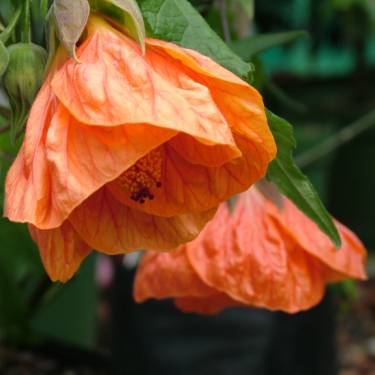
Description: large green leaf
xmin=139 ymin=0 xmax=253 ymax=81
xmin=230 ymin=30 xmax=308 ymax=61
xmin=266 ymin=111 xmax=341 ymax=248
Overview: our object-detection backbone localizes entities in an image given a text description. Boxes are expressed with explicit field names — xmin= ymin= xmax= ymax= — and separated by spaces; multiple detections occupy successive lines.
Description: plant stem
xmin=21 ymin=0 xmax=31 ymax=43
xmin=296 ymin=109 xmax=375 ymax=169
xmin=219 ymin=0 xmax=231 ymax=43
xmin=0 ymin=7 xmax=22 ymax=44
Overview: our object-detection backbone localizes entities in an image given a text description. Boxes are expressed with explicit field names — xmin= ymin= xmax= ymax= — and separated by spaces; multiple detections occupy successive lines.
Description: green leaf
xmin=266 ymin=110 xmax=342 ymax=248
xmin=0 ymin=40 xmax=9 ymax=76
xmin=31 ymin=255 xmax=98 ymax=348
xmin=230 ymin=30 xmax=308 ymax=61
xmin=139 ymin=0 xmax=253 ymax=81
xmin=92 ymin=0 xmax=146 ymax=54
xmin=53 ymin=0 xmax=90 ymax=61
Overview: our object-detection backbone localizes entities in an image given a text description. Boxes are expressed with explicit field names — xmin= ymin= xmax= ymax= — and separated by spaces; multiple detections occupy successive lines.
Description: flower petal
xmin=29 ymin=221 xmax=91 ymax=283
xmin=43 ymin=104 xmax=175 ymax=229
xmin=187 ymin=192 xmax=326 ymax=313
xmin=279 ymin=199 xmax=367 ymax=281
xmin=134 ymin=250 xmax=215 ymax=303
xmin=69 ymin=187 xmax=216 ymax=253
xmin=108 ymin=135 xmax=270 ymax=217
xmin=168 ymin=133 xmax=241 ymax=167
xmin=147 ymin=37 xmax=277 ymax=162
xmin=174 ymin=294 xmax=242 ymax=315
xmin=4 ymin=79 xmax=58 ymax=227
xmin=51 ymin=18 xmax=237 ymax=149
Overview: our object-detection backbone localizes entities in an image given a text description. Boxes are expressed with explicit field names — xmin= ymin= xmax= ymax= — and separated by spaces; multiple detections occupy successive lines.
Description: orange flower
xmin=4 ymin=16 xmax=276 ymax=282
xmin=134 ymin=187 xmax=367 ymax=314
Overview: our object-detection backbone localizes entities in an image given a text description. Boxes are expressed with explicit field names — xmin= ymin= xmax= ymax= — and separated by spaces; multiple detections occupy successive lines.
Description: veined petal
xmin=108 ymin=135 xmax=270 ymax=217
xmin=69 ymin=187 xmax=216 ymax=253
xmin=168 ymin=133 xmax=241 ymax=167
xmin=187 ymin=192 xmax=326 ymax=313
xmin=175 ymin=294 xmax=242 ymax=315
xmin=4 ymin=79 xmax=58 ymax=227
xmin=134 ymin=250 xmax=216 ymax=303
xmin=51 ymin=18 xmax=237 ymax=150
xmin=279 ymin=199 xmax=367 ymax=281
xmin=29 ymin=221 xmax=91 ymax=283
xmin=43 ymin=104 xmax=175 ymax=229
xmin=146 ymin=38 xmax=250 ymax=89
xmin=147 ymin=37 xmax=276 ymax=162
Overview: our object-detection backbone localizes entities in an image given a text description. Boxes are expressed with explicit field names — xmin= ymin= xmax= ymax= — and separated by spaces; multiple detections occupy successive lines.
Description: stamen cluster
xmin=118 ymin=149 xmax=163 ymax=204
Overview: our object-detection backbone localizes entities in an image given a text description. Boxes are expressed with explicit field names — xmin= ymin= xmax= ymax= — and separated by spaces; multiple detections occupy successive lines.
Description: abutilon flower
xmin=134 ymin=187 xmax=367 ymax=314
xmin=4 ymin=16 xmax=276 ymax=282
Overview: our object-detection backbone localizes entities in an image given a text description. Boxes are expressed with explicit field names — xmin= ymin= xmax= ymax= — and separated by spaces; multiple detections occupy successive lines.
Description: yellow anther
xmin=118 ymin=148 xmax=163 ymax=203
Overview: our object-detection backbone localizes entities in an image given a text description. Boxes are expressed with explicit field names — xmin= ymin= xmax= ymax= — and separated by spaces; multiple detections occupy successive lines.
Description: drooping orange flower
xmin=4 ymin=16 xmax=276 ymax=282
xmin=134 ymin=187 xmax=367 ymax=314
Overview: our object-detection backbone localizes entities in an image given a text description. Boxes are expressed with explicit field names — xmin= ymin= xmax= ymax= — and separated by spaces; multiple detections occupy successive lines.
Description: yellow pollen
xmin=118 ymin=149 xmax=163 ymax=204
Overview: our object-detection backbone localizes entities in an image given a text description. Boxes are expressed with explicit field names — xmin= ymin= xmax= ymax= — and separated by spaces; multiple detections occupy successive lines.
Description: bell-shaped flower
xmin=134 ymin=187 xmax=367 ymax=314
xmin=4 ymin=16 xmax=276 ymax=282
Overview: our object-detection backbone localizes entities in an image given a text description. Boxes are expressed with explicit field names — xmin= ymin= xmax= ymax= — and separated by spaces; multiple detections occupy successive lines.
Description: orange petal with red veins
xmin=51 ymin=19 xmax=238 ymax=151
xmin=175 ymin=294 xmax=243 ymax=315
xmin=41 ymin=104 xmax=175 ymax=229
xmin=69 ymin=187 xmax=216 ymax=253
xmin=168 ymin=133 xmax=241 ymax=167
xmin=4 ymin=79 xmax=58 ymax=228
xmin=108 ymin=135 xmax=270 ymax=217
xmin=147 ymin=37 xmax=276 ymax=161
xmin=29 ymin=222 xmax=91 ymax=283
xmin=278 ymin=199 xmax=367 ymax=282
xmin=187 ymin=191 xmax=326 ymax=313
xmin=146 ymin=38 xmax=249 ymax=88
xmin=134 ymin=250 xmax=215 ymax=303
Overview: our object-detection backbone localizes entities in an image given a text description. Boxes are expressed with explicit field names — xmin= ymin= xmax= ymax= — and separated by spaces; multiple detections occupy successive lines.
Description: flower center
xmin=117 ymin=149 xmax=163 ymax=204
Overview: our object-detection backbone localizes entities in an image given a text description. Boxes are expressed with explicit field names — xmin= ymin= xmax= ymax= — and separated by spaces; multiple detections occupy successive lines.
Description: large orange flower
xmin=4 ymin=16 xmax=276 ymax=282
xmin=134 ymin=187 xmax=367 ymax=314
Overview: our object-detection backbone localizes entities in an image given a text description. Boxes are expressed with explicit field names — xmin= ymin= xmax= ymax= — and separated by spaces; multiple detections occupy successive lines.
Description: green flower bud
xmin=3 ymin=43 xmax=47 ymax=142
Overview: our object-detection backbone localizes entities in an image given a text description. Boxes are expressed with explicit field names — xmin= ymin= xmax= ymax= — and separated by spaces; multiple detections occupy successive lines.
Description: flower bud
xmin=3 ymin=43 xmax=47 ymax=142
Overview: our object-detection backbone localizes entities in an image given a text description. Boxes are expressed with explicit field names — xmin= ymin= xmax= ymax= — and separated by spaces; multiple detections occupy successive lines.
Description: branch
xmin=219 ymin=0 xmax=231 ymax=43
xmin=296 ymin=109 xmax=375 ymax=168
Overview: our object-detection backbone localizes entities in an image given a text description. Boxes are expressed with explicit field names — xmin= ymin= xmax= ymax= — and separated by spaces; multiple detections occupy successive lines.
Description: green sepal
xmin=53 ymin=0 xmax=90 ymax=62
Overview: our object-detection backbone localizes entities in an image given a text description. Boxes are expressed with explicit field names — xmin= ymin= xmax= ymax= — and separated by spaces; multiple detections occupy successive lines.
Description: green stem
xmin=40 ymin=0 xmax=49 ymax=20
xmin=21 ymin=0 xmax=31 ymax=43
xmin=296 ymin=109 xmax=375 ymax=169
xmin=0 ymin=6 xmax=22 ymax=44
xmin=219 ymin=0 xmax=231 ymax=43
